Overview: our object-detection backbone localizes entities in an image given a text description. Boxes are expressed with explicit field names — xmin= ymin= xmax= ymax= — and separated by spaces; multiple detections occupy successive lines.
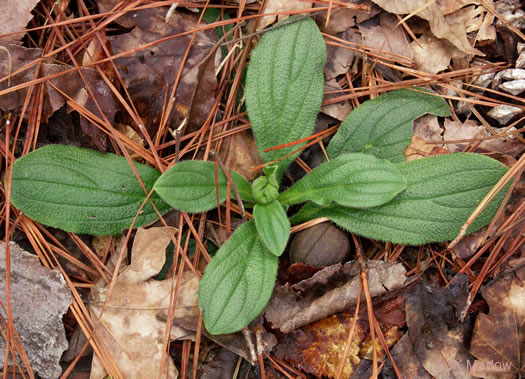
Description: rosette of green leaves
xmin=9 ymin=17 xmax=510 ymax=337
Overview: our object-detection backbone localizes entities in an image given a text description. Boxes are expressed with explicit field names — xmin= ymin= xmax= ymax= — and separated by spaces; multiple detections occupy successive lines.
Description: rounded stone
xmin=289 ymin=222 xmax=351 ymax=267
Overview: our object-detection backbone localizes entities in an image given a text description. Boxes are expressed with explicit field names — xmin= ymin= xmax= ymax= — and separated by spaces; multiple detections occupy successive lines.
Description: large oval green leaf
xmin=279 ymin=153 xmax=407 ymax=208
xmin=10 ymin=145 xmax=171 ymax=235
xmin=199 ymin=220 xmax=278 ymax=334
xmin=245 ymin=16 xmax=326 ymax=180
xmin=253 ymin=200 xmax=290 ymax=256
xmin=153 ymin=160 xmax=254 ymax=213
xmin=291 ymin=153 xmax=508 ymax=245
xmin=327 ymin=89 xmax=450 ymax=162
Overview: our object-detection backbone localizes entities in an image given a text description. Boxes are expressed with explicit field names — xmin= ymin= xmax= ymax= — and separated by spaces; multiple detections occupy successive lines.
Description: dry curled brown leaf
xmin=107 ymin=7 xmax=218 ymax=134
xmin=266 ymin=261 xmax=406 ymax=333
xmin=370 ymin=0 xmax=483 ymax=55
xmin=0 ymin=42 xmax=118 ymax=150
xmin=405 ymin=276 xmax=473 ymax=378
xmin=382 ymin=333 xmax=432 ymax=378
xmin=469 ymin=265 xmax=525 ymax=378
xmin=89 ymin=227 xmax=199 ymax=379
xmin=358 ymin=12 xmax=414 ymax=63
xmin=411 ymin=32 xmax=468 ymax=74
xmin=217 ymin=131 xmax=264 ymax=181
xmin=0 ymin=0 xmax=40 ymax=44
xmin=315 ymin=0 xmax=380 ymax=34
xmin=257 ymin=0 xmax=313 ymax=31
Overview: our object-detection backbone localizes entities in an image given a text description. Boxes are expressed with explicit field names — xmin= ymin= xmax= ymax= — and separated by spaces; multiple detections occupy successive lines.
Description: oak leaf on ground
xmin=89 ymin=227 xmax=199 ymax=379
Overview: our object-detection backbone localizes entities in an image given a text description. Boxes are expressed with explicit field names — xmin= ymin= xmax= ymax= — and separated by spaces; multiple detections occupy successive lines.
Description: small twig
xmin=192 ymin=310 xmax=203 ymax=379
xmin=0 ymin=46 xmax=12 ymax=87
xmin=242 ymin=327 xmax=257 ymax=364
xmin=336 ymin=282 xmax=362 ymax=379
xmin=210 ymin=149 xmax=247 ymax=222
xmin=352 ymin=234 xmax=379 ymax=378
xmin=164 ymin=3 xmax=178 ymax=23
xmin=255 ymin=326 xmax=265 ymax=358
xmin=169 ymin=117 xmax=186 ymax=164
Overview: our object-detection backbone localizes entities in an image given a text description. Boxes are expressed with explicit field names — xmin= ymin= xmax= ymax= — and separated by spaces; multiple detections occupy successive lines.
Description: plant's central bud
xmin=251 ymin=166 xmax=279 ymax=204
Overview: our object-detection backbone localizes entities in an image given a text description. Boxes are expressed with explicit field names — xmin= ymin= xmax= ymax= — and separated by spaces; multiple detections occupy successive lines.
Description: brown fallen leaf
xmin=321 ymin=28 xmax=360 ymax=120
xmin=257 ymin=0 xmax=313 ymax=31
xmin=198 ymin=348 xmax=239 ymax=378
xmin=0 ymin=42 xmax=118 ymax=150
xmin=407 ymin=114 xmax=449 ymax=160
xmin=360 ymin=325 xmax=403 ymax=360
xmin=265 ymin=260 xmax=406 ymax=333
xmin=217 ymin=131 xmax=264 ymax=181
xmin=469 ymin=265 xmax=525 ymax=378
xmin=0 ymin=42 xmax=43 ymax=112
xmin=273 ymin=313 xmax=369 ymax=378
xmin=443 ymin=119 xmax=491 ymax=152
xmin=322 ymin=79 xmax=353 ymax=121
xmin=405 ymin=276 xmax=473 ymax=378
xmin=106 ymin=7 xmax=218 ymax=134
xmin=358 ymin=13 xmax=414 ymax=64
xmin=382 ymin=333 xmax=432 ymax=378
xmin=0 ymin=0 xmax=40 ymax=44
xmin=478 ymin=10 xmax=496 ymax=42
xmin=413 ymin=114 xmax=443 ymax=142
xmin=0 ymin=241 xmax=72 ymax=379
xmin=315 ymin=0 xmax=381 ymax=34
xmin=371 ymin=0 xmax=482 ymax=55
xmin=171 ymin=314 xmax=277 ymax=363
xmin=476 ymin=133 xmax=525 ymax=159
xmin=89 ymin=227 xmax=200 ymax=379
xmin=324 ymin=28 xmax=360 ymax=80
xmin=405 ymin=134 xmax=449 ymax=161
xmin=286 ymin=262 xmax=324 ymax=283
xmin=114 ymin=123 xmax=146 ymax=160
xmin=371 ymin=291 xmax=407 ymax=328
xmin=411 ymin=32 xmax=468 ymax=74
xmin=449 ymin=4 xmax=486 ymax=34
xmin=450 ymin=229 xmax=488 ymax=260
xmin=438 ymin=0 xmax=493 ymax=15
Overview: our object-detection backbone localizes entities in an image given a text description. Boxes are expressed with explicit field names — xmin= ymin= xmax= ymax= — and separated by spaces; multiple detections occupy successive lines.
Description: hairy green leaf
xmin=245 ymin=16 xmax=326 ymax=180
xmin=279 ymin=153 xmax=407 ymax=207
xmin=154 ymin=161 xmax=254 ymax=213
xmin=199 ymin=220 xmax=278 ymax=334
xmin=327 ymin=89 xmax=450 ymax=162
xmin=291 ymin=153 xmax=508 ymax=245
xmin=254 ymin=201 xmax=290 ymax=256
xmin=10 ymin=145 xmax=171 ymax=235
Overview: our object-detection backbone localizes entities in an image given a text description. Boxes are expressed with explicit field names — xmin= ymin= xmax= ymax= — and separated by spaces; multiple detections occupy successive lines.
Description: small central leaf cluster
xmin=153 ymin=156 xmax=408 ymax=334
xmin=8 ymin=16 xmax=508 ymax=337
xmin=251 ymin=166 xmax=279 ymax=204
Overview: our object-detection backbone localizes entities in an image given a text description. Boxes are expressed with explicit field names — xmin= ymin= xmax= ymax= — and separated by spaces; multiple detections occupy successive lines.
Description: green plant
xmin=9 ymin=145 xmax=172 ymax=235
xmin=10 ymin=17 xmax=508 ymax=335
